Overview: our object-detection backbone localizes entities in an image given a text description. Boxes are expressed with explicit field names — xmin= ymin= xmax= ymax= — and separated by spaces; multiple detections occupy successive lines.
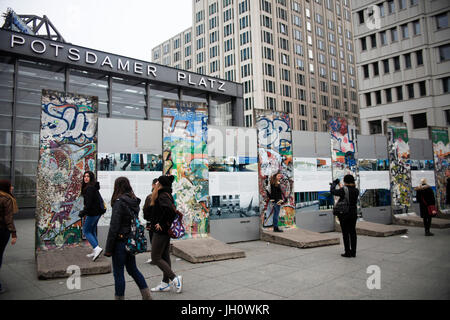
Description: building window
xmin=439 ymin=44 xmax=450 ymax=62
xmin=404 ymin=53 xmax=411 ymax=69
xmin=410 ymin=0 xmax=418 ymax=6
xmin=396 ymin=86 xmax=403 ymax=101
xmin=416 ymin=50 xmax=423 ymax=66
xmin=358 ymin=10 xmax=364 ymax=24
xmin=370 ymin=34 xmax=377 ymax=48
xmin=407 ymin=83 xmax=414 ymax=99
xmin=369 ymin=120 xmax=382 ymax=134
xmin=375 ymin=91 xmax=382 ymax=104
xmin=365 ymin=92 xmax=372 ymax=107
xmin=412 ymin=113 xmax=427 ymax=129
xmin=443 ymin=77 xmax=450 ymax=93
xmin=436 ymin=12 xmax=448 ymax=30
xmin=388 ymin=0 xmax=395 ymax=14
xmin=383 ymin=59 xmax=390 ymax=73
xmin=391 ymin=27 xmax=398 ymax=42
xmin=418 ymin=81 xmax=426 ymax=96
xmin=401 ymin=24 xmax=409 ymax=39
xmin=360 ymin=37 xmax=367 ymax=51
xmin=399 ymin=0 xmax=406 ymax=10
xmin=373 ymin=62 xmax=379 ymax=76
xmin=392 ymin=56 xmax=400 ymax=71
xmin=380 ymin=31 xmax=387 ymax=46
xmin=378 ymin=3 xmax=385 ymax=17
xmin=385 ymin=88 xmax=392 ymax=103
xmin=413 ymin=20 xmax=421 ymax=35
xmin=363 ymin=64 xmax=369 ymax=78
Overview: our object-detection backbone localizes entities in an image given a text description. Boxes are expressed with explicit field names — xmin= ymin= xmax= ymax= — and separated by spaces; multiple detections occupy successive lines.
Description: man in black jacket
xmin=331 ymin=174 xmax=359 ymax=258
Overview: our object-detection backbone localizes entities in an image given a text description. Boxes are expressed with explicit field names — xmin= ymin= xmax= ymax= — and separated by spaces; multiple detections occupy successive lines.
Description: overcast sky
xmin=0 ymin=0 xmax=192 ymax=61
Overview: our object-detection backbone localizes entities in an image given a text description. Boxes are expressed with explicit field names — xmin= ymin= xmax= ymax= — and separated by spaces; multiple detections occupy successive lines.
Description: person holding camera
xmin=331 ymin=174 xmax=359 ymax=258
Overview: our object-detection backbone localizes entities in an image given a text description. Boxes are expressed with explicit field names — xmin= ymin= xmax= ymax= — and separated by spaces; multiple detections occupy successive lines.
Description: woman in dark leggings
xmin=148 ymin=175 xmax=183 ymax=294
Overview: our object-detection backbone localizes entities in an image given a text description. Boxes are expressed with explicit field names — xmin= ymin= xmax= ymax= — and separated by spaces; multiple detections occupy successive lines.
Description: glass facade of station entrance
xmin=0 ymin=39 xmax=243 ymax=208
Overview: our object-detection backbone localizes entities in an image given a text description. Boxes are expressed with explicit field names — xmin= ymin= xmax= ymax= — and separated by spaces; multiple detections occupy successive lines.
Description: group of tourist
xmin=0 ymin=169 xmax=449 ymax=296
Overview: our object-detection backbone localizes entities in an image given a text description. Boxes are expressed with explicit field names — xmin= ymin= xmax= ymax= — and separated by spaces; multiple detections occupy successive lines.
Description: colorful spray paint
xmin=162 ymin=100 xmax=209 ymax=238
xmin=385 ymin=122 xmax=412 ymax=214
xmin=429 ymin=127 xmax=450 ymax=213
xmin=329 ymin=117 xmax=359 ymax=213
xmin=36 ymin=90 xmax=98 ymax=250
xmin=256 ymin=111 xmax=295 ymax=229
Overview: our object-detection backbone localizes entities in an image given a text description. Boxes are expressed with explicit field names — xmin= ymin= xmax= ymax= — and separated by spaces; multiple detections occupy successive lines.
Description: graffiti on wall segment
xmin=256 ymin=111 xmax=295 ymax=229
xmin=162 ymin=100 xmax=209 ymax=239
xmin=385 ymin=122 xmax=412 ymax=213
xmin=36 ymin=90 xmax=98 ymax=250
xmin=430 ymin=127 xmax=450 ymax=213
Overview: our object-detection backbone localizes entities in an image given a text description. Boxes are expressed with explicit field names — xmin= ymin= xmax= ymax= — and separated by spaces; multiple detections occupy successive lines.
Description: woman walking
xmin=269 ymin=172 xmax=284 ymax=232
xmin=79 ymin=171 xmax=103 ymax=261
xmin=331 ymin=174 xmax=359 ymax=258
xmin=416 ymin=178 xmax=436 ymax=236
xmin=104 ymin=177 xmax=151 ymax=300
xmin=143 ymin=178 xmax=158 ymax=264
xmin=0 ymin=180 xmax=18 ymax=294
xmin=148 ymin=175 xmax=183 ymax=293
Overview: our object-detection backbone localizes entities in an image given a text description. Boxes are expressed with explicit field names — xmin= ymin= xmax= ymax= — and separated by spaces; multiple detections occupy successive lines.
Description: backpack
xmin=122 ymin=201 xmax=147 ymax=255
xmin=97 ymin=191 xmax=107 ymax=214
xmin=333 ymin=186 xmax=350 ymax=218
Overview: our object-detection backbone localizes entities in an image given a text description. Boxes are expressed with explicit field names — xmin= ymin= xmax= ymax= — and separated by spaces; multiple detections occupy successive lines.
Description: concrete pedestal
xmin=260 ymin=227 xmax=340 ymax=249
xmin=36 ymin=245 xmax=111 ymax=280
xmin=170 ymin=237 xmax=246 ymax=263
xmin=335 ymin=220 xmax=408 ymax=237
xmin=393 ymin=214 xmax=450 ymax=229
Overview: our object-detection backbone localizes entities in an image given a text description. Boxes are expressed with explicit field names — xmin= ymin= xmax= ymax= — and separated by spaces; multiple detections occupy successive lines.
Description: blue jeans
xmin=83 ymin=215 xmax=101 ymax=248
xmin=273 ymin=203 xmax=281 ymax=229
xmin=112 ymin=241 xmax=148 ymax=296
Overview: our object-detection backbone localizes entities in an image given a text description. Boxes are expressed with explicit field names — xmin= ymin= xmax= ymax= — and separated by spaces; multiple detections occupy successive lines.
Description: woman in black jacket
xmin=331 ymin=174 xmax=359 ymax=258
xmin=148 ymin=175 xmax=183 ymax=294
xmin=79 ymin=171 xmax=103 ymax=261
xmin=415 ymin=178 xmax=436 ymax=236
xmin=104 ymin=177 xmax=151 ymax=300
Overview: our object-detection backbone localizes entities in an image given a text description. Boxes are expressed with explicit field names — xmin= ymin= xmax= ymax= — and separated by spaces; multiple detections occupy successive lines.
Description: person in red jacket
xmin=0 ymin=180 xmax=17 ymax=294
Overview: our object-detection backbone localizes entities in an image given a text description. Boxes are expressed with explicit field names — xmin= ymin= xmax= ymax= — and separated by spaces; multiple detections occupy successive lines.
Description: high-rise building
xmin=352 ymin=0 xmax=450 ymax=138
xmin=152 ymin=0 xmax=360 ymax=131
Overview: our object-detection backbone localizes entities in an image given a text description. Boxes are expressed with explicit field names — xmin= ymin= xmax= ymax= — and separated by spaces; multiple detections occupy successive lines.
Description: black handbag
xmin=333 ymin=186 xmax=350 ymax=217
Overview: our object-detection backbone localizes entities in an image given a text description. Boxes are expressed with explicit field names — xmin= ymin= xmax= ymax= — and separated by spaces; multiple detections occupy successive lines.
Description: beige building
xmin=152 ymin=0 xmax=360 ymax=131
xmin=352 ymin=0 xmax=450 ymax=138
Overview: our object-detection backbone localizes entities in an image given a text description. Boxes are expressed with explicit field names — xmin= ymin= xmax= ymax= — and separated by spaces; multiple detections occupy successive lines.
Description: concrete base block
xmin=260 ymin=227 xmax=340 ymax=249
xmin=393 ymin=214 xmax=450 ymax=229
xmin=171 ymin=237 xmax=246 ymax=263
xmin=36 ymin=245 xmax=111 ymax=280
xmin=335 ymin=220 xmax=408 ymax=237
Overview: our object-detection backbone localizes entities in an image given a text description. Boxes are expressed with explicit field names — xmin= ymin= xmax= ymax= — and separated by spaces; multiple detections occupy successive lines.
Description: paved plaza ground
xmin=0 ymin=218 xmax=449 ymax=301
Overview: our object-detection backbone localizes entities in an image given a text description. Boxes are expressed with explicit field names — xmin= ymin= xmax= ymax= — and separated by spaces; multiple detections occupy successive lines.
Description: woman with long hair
xmin=149 ymin=175 xmax=183 ymax=294
xmin=79 ymin=171 xmax=103 ymax=261
xmin=104 ymin=177 xmax=151 ymax=300
xmin=268 ymin=172 xmax=284 ymax=232
xmin=0 ymin=180 xmax=17 ymax=294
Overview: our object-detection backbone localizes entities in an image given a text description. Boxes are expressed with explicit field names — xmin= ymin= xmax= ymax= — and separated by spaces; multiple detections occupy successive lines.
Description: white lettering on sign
xmin=6 ymin=34 xmax=231 ymax=93
xmin=177 ymin=72 xmax=226 ymax=92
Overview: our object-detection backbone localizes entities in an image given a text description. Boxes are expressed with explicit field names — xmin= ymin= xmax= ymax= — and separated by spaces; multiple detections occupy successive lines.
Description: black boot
xmin=274 ymin=227 xmax=283 ymax=232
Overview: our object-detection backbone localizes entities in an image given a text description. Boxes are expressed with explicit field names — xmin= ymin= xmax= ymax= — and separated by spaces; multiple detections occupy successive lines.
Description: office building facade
xmin=152 ymin=0 xmax=360 ymax=131
xmin=352 ymin=0 xmax=450 ymax=138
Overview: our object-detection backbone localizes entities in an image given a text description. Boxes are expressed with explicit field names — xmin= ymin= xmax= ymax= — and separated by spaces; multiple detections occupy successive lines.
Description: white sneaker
xmin=86 ymin=251 xmax=95 ymax=258
xmin=92 ymin=246 xmax=103 ymax=261
xmin=172 ymin=275 xmax=183 ymax=293
xmin=150 ymin=281 xmax=171 ymax=292
xmin=146 ymin=258 xmax=152 ymax=264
